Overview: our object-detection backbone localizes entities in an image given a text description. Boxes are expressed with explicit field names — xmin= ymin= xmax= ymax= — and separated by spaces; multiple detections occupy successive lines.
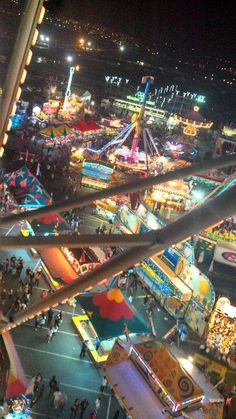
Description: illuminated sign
xmin=156 ymin=85 xmax=206 ymax=103
xmin=126 ymin=91 xmax=155 ymax=106
xmin=105 ymin=76 xmax=129 ymax=86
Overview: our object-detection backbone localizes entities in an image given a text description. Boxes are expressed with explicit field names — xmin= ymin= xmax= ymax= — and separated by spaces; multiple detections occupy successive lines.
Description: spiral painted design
xmin=143 ymin=350 xmax=153 ymax=362
xmin=178 ymin=376 xmax=194 ymax=397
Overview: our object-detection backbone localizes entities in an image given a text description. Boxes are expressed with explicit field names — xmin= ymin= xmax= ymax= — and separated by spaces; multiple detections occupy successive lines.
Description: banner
xmin=213 ymin=240 xmax=236 ymax=267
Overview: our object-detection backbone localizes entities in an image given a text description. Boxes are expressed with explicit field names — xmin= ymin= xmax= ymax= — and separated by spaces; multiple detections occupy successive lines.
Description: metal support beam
xmin=1 ymin=155 xmax=236 ymax=227
xmin=1 ymin=185 xmax=236 ymax=333
xmin=0 ymin=232 xmax=155 ymax=249
xmin=0 ymin=0 xmax=44 ymax=149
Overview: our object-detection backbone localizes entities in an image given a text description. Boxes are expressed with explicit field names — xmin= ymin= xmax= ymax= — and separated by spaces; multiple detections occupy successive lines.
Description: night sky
xmin=47 ymin=0 xmax=235 ymax=57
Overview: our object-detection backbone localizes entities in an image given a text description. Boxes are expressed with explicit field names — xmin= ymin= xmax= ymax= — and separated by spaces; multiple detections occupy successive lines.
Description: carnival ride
xmin=85 ymin=76 xmax=160 ymax=174
xmin=174 ymin=105 xmax=213 ymax=137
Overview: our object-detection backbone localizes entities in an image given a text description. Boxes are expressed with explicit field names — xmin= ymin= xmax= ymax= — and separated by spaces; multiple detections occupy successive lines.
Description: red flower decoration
xmin=92 ymin=289 xmax=133 ymax=321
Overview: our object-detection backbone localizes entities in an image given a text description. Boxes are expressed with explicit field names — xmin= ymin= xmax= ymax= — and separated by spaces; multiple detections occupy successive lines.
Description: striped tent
xmin=40 ymin=126 xmax=61 ymax=138
xmin=57 ymin=124 xmax=74 ymax=137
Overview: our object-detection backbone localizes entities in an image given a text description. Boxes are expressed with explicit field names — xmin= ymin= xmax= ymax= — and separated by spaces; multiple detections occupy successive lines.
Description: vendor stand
xmin=72 ymin=288 xmax=149 ymax=366
xmin=206 ymin=297 xmax=236 ymax=366
xmin=148 ymin=179 xmax=190 ymax=216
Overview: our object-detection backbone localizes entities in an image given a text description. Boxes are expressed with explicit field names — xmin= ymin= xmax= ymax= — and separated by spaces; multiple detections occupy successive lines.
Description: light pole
xmin=63 ymin=60 xmax=80 ymax=110
xmin=0 ymin=0 xmax=45 ymax=154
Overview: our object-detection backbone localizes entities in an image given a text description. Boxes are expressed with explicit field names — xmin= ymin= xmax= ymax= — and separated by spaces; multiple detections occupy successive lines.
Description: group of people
xmin=64 ymin=208 xmax=83 ymax=233
xmin=29 ymin=372 xmax=117 ymax=418
xmin=0 ymin=257 xmax=44 ymax=317
xmin=34 ymin=308 xmax=63 ymax=343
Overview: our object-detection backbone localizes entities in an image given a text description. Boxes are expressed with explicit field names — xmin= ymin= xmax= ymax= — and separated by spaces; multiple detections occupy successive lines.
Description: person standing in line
xmin=48 ymin=375 xmax=58 ymax=396
xmin=70 ymin=398 xmax=80 ymax=418
xmin=79 ymin=399 xmax=89 ymax=418
xmin=25 ymin=266 xmax=31 ymax=281
xmin=53 ymin=389 xmax=62 ymax=411
xmin=94 ymin=397 xmax=101 ymax=414
xmin=100 ymin=376 xmax=107 ymax=394
xmin=58 ymin=391 xmax=68 ymax=413
xmin=4 ymin=258 xmax=10 ymax=273
xmin=34 ymin=315 xmax=40 ymax=331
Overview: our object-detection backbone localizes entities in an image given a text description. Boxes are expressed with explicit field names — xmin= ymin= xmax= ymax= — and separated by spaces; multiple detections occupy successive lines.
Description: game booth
xmin=105 ymin=338 xmax=206 ymax=418
xmin=80 ymin=160 xmax=115 ymax=190
xmin=72 ymin=288 xmax=149 ymax=366
xmin=36 ymin=245 xmax=101 ymax=291
xmin=206 ymin=297 xmax=236 ymax=369
xmin=115 ymin=203 xmax=215 ymax=337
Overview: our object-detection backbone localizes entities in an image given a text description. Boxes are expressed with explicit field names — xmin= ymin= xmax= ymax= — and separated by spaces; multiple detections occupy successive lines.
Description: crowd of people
xmin=0 ymin=257 xmax=44 ymax=318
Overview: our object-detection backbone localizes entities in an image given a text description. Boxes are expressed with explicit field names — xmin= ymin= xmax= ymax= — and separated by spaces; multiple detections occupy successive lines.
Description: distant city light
xmin=119 ymin=45 xmax=125 ymax=52
xmin=87 ymin=41 xmax=91 ymax=47
xmin=66 ymin=55 xmax=73 ymax=62
xmin=45 ymin=36 xmax=50 ymax=42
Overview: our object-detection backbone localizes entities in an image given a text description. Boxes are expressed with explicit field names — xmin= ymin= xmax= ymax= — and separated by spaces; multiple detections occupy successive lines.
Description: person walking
xmin=79 ymin=399 xmax=89 ymax=418
xmin=34 ymin=272 xmax=40 ymax=287
xmin=47 ymin=326 xmax=58 ymax=343
xmin=79 ymin=340 xmax=88 ymax=358
xmin=94 ymin=397 xmax=101 ymax=414
xmin=47 ymin=308 xmax=54 ymax=326
xmin=70 ymin=398 xmax=80 ymax=418
xmin=112 ymin=410 xmax=120 ymax=419
xmin=100 ymin=376 xmax=107 ymax=394
xmin=54 ymin=312 xmax=63 ymax=328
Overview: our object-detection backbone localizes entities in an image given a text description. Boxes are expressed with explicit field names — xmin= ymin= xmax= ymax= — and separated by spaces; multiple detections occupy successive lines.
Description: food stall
xmin=206 ymin=297 xmax=236 ymax=363
xmin=72 ymin=288 xmax=149 ymax=366
xmin=105 ymin=339 xmax=204 ymax=418
xmin=148 ymin=179 xmax=190 ymax=215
